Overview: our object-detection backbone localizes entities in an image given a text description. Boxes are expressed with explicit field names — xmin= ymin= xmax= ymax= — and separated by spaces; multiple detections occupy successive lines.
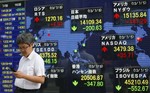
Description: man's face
xmin=18 ymin=43 xmax=33 ymax=57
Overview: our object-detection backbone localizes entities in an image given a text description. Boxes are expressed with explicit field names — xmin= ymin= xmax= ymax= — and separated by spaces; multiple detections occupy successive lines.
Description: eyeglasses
xmin=19 ymin=45 xmax=30 ymax=50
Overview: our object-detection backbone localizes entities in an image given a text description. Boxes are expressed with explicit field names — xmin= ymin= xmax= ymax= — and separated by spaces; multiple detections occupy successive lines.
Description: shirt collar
xmin=25 ymin=50 xmax=35 ymax=60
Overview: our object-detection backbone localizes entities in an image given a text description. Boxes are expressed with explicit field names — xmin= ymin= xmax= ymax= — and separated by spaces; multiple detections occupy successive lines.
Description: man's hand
xmin=13 ymin=71 xmax=25 ymax=78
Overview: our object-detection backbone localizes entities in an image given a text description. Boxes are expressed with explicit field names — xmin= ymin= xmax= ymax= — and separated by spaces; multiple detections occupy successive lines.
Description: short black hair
xmin=16 ymin=33 xmax=35 ymax=45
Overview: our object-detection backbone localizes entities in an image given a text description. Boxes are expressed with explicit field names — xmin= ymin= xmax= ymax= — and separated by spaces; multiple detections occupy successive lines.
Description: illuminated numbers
xmin=81 ymin=75 xmax=103 ymax=81
xmin=45 ymin=59 xmax=50 ymax=64
xmin=39 ymin=53 xmax=57 ymax=58
xmin=44 ymin=58 xmax=57 ymax=64
xmin=39 ymin=53 xmax=43 ymax=57
xmin=80 ymin=20 xmax=94 ymax=25
xmin=80 ymin=19 xmax=102 ymax=25
xmin=86 ymin=81 xmax=103 ymax=87
xmin=39 ymin=52 xmax=50 ymax=58
xmin=52 ymin=58 xmax=57 ymax=64
xmin=95 ymin=19 xmax=102 ymax=24
xmin=123 ymin=12 xmax=147 ymax=19
xmin=45 ymin=16 xmax=63 ymax=22
xmin=84 ymin=25 xmax=102 ymax=31
xmin=96 ymin=75 xmax=103 ymax=80
xmin=58 ymin=16 xmax=63 ymax=21
xmin=51 ymin=53 xmax=57 ymax=58
xmin=117 ymin=52 xmax=134 ymax=59
xmin=140 ymin=12 xmax=147 ymax=18
xmin=71 ymin=7 xmax=103 ymax=32
xmin=97 ymin=81 xmax=104 ymax=87
xmin=124 ymin=79 xmax=149 ymax=85
xmin=39 ymin=52 xmax=57 ymax=64
xmin=114 ymin=46 xmax=134 ymax=52
xmin=39 ymin=53 xmax=50 ymax=58
xmin=86 ymin=81 xmax=96 ymax=87
xmin=45 ymin=16 xmax=56 ymax=21
xmin=130 ymin=86 xmax=149 ymax=92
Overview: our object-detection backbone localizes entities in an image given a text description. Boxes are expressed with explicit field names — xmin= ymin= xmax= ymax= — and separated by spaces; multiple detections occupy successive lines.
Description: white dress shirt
xmin=14 ymin=50 xmax=45 ymax=89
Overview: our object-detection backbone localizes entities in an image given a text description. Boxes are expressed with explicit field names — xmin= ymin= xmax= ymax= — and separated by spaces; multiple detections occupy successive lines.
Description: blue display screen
xmin=0 ymin=0 xmax=150 ymax=93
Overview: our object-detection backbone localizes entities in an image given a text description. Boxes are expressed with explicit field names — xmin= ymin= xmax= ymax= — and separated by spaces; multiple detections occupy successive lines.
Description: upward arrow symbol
xmin=34 ymin=17 xmax=40 ymax=23
xmin=114 ymin=13 xmax=120 ymax=19
xmin=102 ymin=47 xmax=108 ymax=52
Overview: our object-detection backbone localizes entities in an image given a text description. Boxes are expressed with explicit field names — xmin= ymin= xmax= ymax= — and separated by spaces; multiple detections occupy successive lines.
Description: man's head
xmin=16 ymin=33 xmax=35 ymax=57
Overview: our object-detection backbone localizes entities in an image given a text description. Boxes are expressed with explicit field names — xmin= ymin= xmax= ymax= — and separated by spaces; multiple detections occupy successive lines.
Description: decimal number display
xmin=129 ymin=86 xmax=149 ymax=92
xmin=80 ymin=19 xmax=102 ymax=25
xmin=80 ymin=75 xmax=104 ymax=87
xmin=45 ymin=15 xmax=63 ymax=22
xmin=113 ymin=45 xmax=134 ymax=52
xmin=80 ymin=19 xmax=102 ymax=31
xmin=84 ymin=81 xmax=104 ymax=87
xmin=71 ymin=7 xmax=103 ymax=32
xmin=34 ymin=41 xmax=58 ymax=65
xmin=123 ymin=11 xmax=147 ymax=19
xmin=34 ymin=4 xmax=64 ymax=28
xmin=113 ymin=0 xmax=147 ymax=26
xmin=44 ymin=58 xmax=57 ymax=64
xmin=83 ymin=25 xmax=102 ymax=32
xmin=81 ymin=75 xmax=103 ymax=81
xmin=39 ymin=52 xmax=57 ymax=58
xmin=113 ymin=45 xmax=135 ymax=59
xmin=39 ymin=52 xmax=57 ymax=64
xmin=117 ymin=52 xmax=134 ymax=59
xmin=124 ymin=79 xmax=149 ymax=85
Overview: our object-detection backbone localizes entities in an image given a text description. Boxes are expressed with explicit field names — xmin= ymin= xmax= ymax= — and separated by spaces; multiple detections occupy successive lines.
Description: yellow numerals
xmin=45 ymin=16 xmax=63 ymax=22
xmin=123 ymin=12 xmax=147 ymax=19
xmin=80 ymin=19 xmax=102 ymax=25
xmin=39 ymin=52 xmax=57 ymax=58
xmin=114 ymin=46 xmax=134 ymax=52
xmin=81 ymin=75 xmax=103 ymax=81
xmin=124 ymin=79 xmax=149 ymax=85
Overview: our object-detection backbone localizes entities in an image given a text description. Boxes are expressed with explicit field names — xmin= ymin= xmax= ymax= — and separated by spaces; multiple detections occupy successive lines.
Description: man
xmin=13 ymin=33 xmax=45 ymax=93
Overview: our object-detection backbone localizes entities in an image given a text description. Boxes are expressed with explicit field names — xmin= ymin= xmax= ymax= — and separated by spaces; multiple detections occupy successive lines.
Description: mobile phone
xmin=9 ymin=67 xmax=16 ymax=72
